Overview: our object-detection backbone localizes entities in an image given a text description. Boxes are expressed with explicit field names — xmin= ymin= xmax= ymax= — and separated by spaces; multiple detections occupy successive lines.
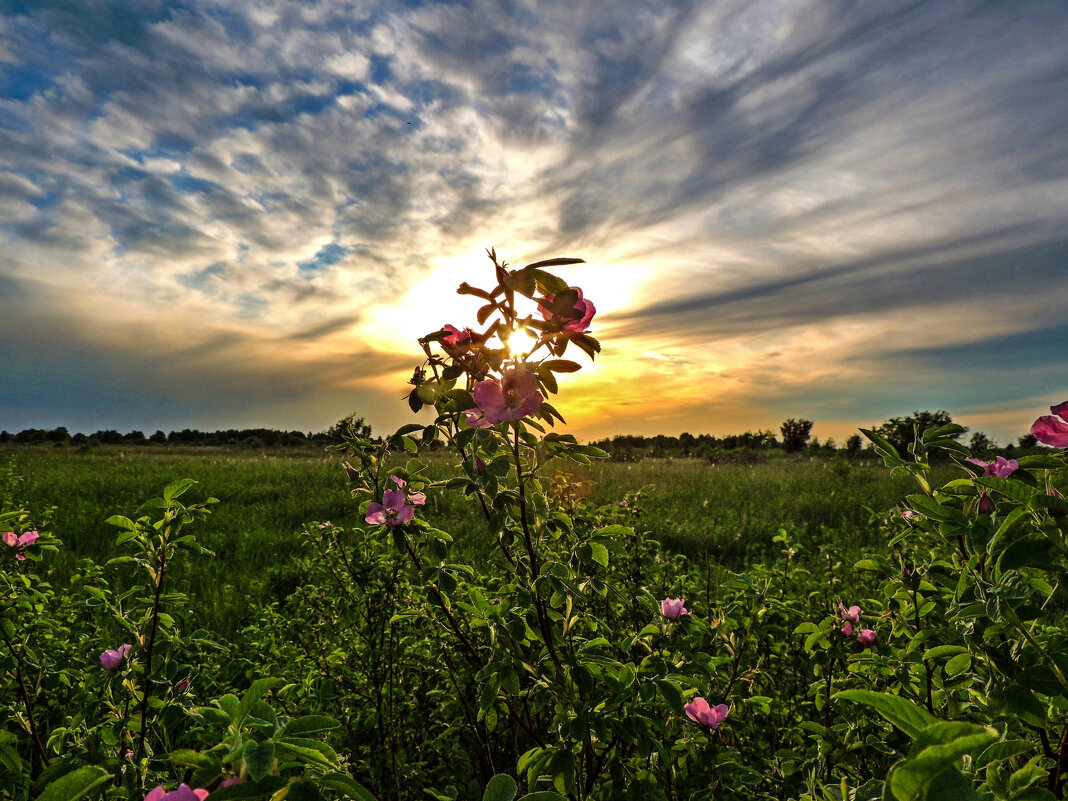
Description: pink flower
xmin=3 ymin=530 xmax=39 ymax=561
xmin=838 ymin=603 xmax=860 ymax=636
xmin=442 ymin=324 xmax=470 ymax=348
xmin=966 ymin=456 xmax=1019 ymax=478
xmin=464 ymin=408 xmax=493 ymax=429
xmin=100 ymin=643 xmax=132 ymax=671
xmin=537 ymin=287 xmax=596 ymax=333
xmin=901 ymin=509 xmax=921 ymax=522
xmin=684 ymin=697 xmax=730 ymax=729
xmin=390 ymin=475 xmax=426 ymax=505
xmin=472 ymin=368 xmax=542 ymax=424
xmin=219 ymin=778 xmax=243 ymax=788
xmin=660 ymin=597 xmax=691 ymax=619
xmin=978 ymin=492 xmax=996 ymax=514
xmin=365 ymin=486 xmax=415 ymax=528
xmin=856 ymin=629 xmax=877 ymax=648
xmin=1032 ymin=401 xmax=1068 ymax=447
xmin=145 ymin=785 xmax=209 ymax=801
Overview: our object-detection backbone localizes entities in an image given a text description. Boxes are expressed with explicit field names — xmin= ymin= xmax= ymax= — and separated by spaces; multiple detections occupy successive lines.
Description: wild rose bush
xmin=1 ymin=251 xmax=1066 ymax=801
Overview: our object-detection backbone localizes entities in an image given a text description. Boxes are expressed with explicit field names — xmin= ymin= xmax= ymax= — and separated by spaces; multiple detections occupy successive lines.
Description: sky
xmin=1 ymin=0 xmax=1067 ymax=446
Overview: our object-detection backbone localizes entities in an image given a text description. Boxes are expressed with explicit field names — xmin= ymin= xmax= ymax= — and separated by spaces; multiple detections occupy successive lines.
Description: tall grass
xmin=2 ymin=445 xmax=942 ymax=636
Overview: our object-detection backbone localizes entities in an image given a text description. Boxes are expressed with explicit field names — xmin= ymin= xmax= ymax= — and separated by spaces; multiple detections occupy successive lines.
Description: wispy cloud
xmin=1 ymin=0 xmax=1066 ymax=442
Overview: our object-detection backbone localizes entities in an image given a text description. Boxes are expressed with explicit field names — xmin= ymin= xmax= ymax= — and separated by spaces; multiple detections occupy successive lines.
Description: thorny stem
xmin=136 ymin=546 xmax=167 ymax=760
xmin=400 ymin=535 xmax=548 ymax=749
xmin=512 ymin=423 xmax=565 ymax=680
xmin=1 ymin=632 xmax=49 ymax=766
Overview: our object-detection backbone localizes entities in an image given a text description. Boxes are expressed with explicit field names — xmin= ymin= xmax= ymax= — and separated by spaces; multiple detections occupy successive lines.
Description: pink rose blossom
xmin=365 ymin=484 xmax=415 ymax=528
xmin=442 ymin=324 xmax=471 ymax=348
xmin=901 ymin=509 xmax=921 ymax=522
xmin=145 ymin=785 xmax=209 ymax=801
xmin=537 ymin=287 xmax=596 ymax=333
xmin=838 ymin=603 xmax=860 ymax=636
xmin=660 ymin=597 xmax=690 ymax=620
xmin=684 ymin=697 xmax=730 ymax=729
xmin=1031 ymin=401 xmax=1068 ymax=447
xmin=472 ymin=368 xmax=543 ymax=424
xmin=856 ymin=629 xmax=877 ymax=648
xmin=3 ymin=530 xmax=39 ymax=560
xmin=390 ymin=475 xmax=426 ymax=505
xmin=463 ymin=408 xmax=493 ymax=429
xmin=966 ymin=456 xmax=1019 ymax=478
xmin=100 ymin=643 xmax=132 ymax=671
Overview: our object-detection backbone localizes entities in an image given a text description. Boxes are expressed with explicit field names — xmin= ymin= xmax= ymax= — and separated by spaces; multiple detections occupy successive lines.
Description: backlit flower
xmin=856 ymin=629 xmax=877 ymax=648
xmin=537 ymin=287 xmax=596 ymax=333
xmin=365 ymin=484 xmax=415 ymax=528
xmin=442 ymin=324 xmax=470 ymax=348
xmin=145 ymin=784 xmax=209 ymax=801
xmin=1032 ymin=401 xmax=1068 ymax=447
xmin=684 ymin=697 xmax=729 ymax=729
xmin=100 ymin=643 xmax=132 ymax=671
xmin=472 ymin=368 xmax=542 ymax=424
xmin=966 ymin=456 xmax=1019 ymax=478
xmin=660 ymin=597 xmax=690 ymax=620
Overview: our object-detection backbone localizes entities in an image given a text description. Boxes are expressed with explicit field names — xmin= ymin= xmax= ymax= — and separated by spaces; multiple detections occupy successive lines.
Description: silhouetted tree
xmin=845 ymin=433 xmax=863 ymax=454
xmin=780 ymin=418 xmax=814 ymax=453
xmin=968 ymin=431 xmax=993 ymax=452
xmin=873 ymin=410 xmax=959 ymax=455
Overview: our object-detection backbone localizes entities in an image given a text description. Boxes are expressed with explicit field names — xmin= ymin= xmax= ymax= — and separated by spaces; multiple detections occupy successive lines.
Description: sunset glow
xmin=1 ymin=2 xmax=1066 ymax=444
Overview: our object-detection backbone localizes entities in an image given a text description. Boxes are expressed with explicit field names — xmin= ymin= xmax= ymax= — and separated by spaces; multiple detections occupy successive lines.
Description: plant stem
xmin=1 ymin=633 xmax=49 ymax=766
xmin=136 ymin=547 xmax=167 ymax=759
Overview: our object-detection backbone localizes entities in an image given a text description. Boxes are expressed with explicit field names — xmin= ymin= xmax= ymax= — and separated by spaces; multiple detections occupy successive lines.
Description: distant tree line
xmin=0 ymin=410 xmax=1045 ymax=459
xmin=0 ymin=414 xmax=373 ymax=450
xmin=589 ymin=411 xmax=1045 ymax=463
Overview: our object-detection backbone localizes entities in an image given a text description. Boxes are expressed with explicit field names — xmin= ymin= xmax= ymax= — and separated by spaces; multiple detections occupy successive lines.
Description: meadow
xmin=2 ymin=444 xmax=930 ymax=637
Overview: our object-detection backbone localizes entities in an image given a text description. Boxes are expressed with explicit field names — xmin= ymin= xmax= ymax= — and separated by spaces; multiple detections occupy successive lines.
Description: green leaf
xmin=887 ymin=722 xmax=996 ymax=800
xmin=104 ymin=515 xmax=137 ymax=531
xmin=284 ymin=715 xmax=340 ymax=736
xmin=318 ymin=774 xmax=378 ymax=801
xmin=163 ymin=478 xmax=197 ymax=502
xmin=919 ymin=767 xmax=980 ymax=801
xmin=482 ymin=775 xmax=518 ymax=801
xmin=523 ymin=257 xmax=585 ymax=270
xmin=238 ymin=677 xmax=283 ymax=722
xmin=35 ymin=767 xmax=112 ymax=801
xmin=974 ymin=739 xmax=1035 ymax=770
xmin=589 ymin=542 xmax=608 ymax=568
xmin=833 ymin=690 xmax=935 ymax=739
xmin=242 ymin=739 xmax=275 ymax=782
xmin=974 ymin=476 xmax=1034 ymax=505
xmin=521 ymin=794 xmax=568 ymax=801
xmin=541 ymin=359 xmax=581 ymax=373
xmin=206 ymin=778 xmax=287 ymax=801
xmin=657 ymin=680 xmax=684 ymax=716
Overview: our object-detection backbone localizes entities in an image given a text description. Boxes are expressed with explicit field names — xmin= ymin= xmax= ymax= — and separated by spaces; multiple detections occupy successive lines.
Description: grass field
xmin=1 ymin=444 xmax=943 ymax=636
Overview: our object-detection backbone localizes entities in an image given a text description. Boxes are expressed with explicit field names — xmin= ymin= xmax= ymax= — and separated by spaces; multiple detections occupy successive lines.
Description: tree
xmin=968 ymin=431 xmax=993 ymax=452
xmin=323 ymin=413 xmax=373 ymax=445
xmin=1018 ymin=433 xmax=1038 ymax=449
xmin=873 ymin=410 xmax=960 ymax=455
xmin=845 ymin=433 xmax=863 ymax=454
xmin=780 ymin=418 xmax=814 ymax=453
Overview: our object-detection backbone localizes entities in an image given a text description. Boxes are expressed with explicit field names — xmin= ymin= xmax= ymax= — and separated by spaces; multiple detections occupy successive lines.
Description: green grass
xmin=1 ymin=445 xmax=943 ymax=636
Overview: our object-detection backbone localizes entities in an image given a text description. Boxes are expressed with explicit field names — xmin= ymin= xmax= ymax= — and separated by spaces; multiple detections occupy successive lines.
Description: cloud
xmin=0 ymin=0 xmax=1066 ymax=441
